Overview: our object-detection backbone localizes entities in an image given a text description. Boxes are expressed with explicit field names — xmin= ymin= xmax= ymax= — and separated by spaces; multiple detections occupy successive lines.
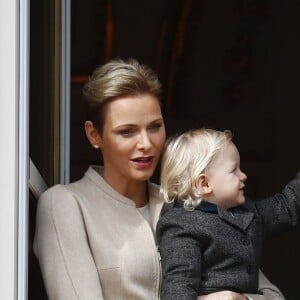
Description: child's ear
xmin=196 ymin=174 xmax=212 ymax=195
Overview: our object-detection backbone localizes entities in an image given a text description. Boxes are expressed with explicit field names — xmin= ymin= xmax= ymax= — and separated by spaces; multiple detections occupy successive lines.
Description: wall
xmin=71 ymin=1 xmax=300 ymax=298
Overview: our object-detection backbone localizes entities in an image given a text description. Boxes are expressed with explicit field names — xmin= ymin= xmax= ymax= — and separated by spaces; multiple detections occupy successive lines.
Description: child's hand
xmin=197 ymin=291 xmax=249 ymax=300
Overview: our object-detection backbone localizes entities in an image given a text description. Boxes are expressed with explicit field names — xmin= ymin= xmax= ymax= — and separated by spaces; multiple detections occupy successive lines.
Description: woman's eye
xmin=119 ymin=129 xmax=134 ymax=136
xmin=148 ymin=123 xmax=162 ymax=132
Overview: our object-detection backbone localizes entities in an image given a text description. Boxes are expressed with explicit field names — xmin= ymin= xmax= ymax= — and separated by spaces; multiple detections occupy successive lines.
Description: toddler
xmin=157 ymin=128 xmax=300 ymax=299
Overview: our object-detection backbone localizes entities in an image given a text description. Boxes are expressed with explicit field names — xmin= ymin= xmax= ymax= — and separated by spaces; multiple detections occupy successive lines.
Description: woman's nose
xmin=137 ymin=131 xmax=152 ymax=150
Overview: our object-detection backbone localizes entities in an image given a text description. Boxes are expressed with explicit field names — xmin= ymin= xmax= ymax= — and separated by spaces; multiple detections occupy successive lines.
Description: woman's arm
xmin=33 ymin=185 xmax=104 ymax=300
xmin=244 ymin=270 xmax=285 ymax=300
xmin=197 ymin=291 xmax=248 ymax=300
xmin=197 ymin=270 xmax=285 ymax=300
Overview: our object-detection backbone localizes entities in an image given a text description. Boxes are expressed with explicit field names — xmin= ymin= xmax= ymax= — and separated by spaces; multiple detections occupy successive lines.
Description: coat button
xmin=246 ymin=265 xmax=252 ymax=274
xmin=241 ymin=237 xmax=250 ymax=245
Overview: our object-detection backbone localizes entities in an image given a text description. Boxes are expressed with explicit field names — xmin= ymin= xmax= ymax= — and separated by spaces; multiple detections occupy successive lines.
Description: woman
xmin=34 ymin=58 xmax=284 ymax=300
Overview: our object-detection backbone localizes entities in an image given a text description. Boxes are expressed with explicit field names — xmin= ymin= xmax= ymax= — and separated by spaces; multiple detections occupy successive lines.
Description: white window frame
xmin=0 ymin=0 xmax=71 ymax=299
xmin=0 ymin=0 xmax=26 ymax=299
xmin=60 ymin=0 xmax=71 ymax=184
xmin=18 ymin=0 xmax=30 ymax=299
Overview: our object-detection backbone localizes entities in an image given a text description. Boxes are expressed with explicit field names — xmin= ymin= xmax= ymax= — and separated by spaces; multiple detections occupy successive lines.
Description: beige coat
xmin=34 ymin=165 xmax=285 ymax=300
xmin=34 ymin=166 xmax=164 ymax=300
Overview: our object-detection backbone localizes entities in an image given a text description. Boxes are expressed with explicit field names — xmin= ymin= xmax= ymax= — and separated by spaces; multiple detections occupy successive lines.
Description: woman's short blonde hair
xmin=160 ymin=128 xmax=233 ymax=210
xmin=83 ymin=58 xmax=162 ymax=133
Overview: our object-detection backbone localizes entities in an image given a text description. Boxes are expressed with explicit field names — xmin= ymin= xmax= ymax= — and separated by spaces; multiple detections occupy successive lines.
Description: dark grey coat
xmin=157 ymin=173 xmax=300 ymax=300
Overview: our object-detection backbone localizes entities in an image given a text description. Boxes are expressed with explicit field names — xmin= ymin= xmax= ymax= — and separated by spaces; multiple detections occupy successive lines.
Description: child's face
xmin=205 ymin=142 xmax=247 ymax=209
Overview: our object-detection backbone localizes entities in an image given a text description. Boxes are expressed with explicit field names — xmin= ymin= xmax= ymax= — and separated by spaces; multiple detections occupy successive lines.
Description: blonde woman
xmin=34 ymin=61 xmax=285 ymax=300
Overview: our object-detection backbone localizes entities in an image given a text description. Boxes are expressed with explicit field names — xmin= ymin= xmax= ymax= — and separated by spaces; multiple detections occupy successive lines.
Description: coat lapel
xmin=218 ymin=206 xmax=255 ymax=232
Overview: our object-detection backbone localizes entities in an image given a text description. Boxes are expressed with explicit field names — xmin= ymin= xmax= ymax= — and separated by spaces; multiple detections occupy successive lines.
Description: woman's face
xmin=96 ymin=94 xmax=166 ymax=187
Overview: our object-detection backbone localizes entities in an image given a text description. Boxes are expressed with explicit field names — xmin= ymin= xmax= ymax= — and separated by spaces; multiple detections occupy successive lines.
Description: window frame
xmin=0 ymin=0 xmax=71 ymax=299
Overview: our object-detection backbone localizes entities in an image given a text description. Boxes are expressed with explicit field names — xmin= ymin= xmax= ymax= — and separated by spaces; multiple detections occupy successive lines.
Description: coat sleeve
xmin=254 ymin=172 xmax=300 ymax=239
xmin=244 ymin=270 xmax=285 ymax=300
xmin=33 ymin=185 xmax=104 ymax=300
xmin=157 ymin=214 xmax=202 ymax=300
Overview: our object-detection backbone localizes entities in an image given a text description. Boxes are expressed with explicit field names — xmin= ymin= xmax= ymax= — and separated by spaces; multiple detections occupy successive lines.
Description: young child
xmin=157 ymin=128 xmax=300 ymax=300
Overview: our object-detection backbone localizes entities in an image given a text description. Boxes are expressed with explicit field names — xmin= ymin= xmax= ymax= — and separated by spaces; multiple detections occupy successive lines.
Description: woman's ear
xmin=85 ymin=121 xmax=102 ymax=149
xmin=196 ymin=173 xmax=212 ymax=195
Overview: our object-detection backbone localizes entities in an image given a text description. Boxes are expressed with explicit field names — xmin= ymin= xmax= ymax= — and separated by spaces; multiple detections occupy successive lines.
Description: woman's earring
xmin=93 ymin=144 xmax=100 ymax=149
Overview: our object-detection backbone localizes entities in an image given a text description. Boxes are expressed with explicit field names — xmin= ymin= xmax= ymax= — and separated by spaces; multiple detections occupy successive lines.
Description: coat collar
xmin=86 ymin=165 xmax=165 ymax=233
xmin=217 ymin=206 xmax=255 ymax=232
xmin=174 ymin=199 xmax=255 ymax=233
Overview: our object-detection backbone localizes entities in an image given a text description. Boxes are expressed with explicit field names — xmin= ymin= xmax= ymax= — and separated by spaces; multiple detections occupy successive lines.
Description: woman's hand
xmin=197 ymin=291 xmax=248 ymax=300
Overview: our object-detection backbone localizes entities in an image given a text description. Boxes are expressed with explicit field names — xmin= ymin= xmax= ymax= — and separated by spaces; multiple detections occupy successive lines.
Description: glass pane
xmin=29 ymin=0 xmax=58 ymax=298
xmin=30 ymin=0 xmax=56 ymax=186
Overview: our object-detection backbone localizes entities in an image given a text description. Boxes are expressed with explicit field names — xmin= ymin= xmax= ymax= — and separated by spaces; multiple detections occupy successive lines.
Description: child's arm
xmin=157 ymin=214 xmax=202 ymax=300
xmin=254 ymin=172 xmax=300 ymax=238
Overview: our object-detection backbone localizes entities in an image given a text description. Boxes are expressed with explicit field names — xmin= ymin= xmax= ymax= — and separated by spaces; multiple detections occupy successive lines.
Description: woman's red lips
xmin=132 ymin=156 xmax=153 ymax=162
xmin=131 ymin=156 xmax=154 ymax=168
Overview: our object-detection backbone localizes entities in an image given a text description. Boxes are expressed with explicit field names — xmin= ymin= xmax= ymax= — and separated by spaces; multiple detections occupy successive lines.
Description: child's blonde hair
xmin=160 ymin=128 xmax=233 ymax=210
